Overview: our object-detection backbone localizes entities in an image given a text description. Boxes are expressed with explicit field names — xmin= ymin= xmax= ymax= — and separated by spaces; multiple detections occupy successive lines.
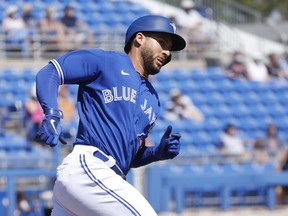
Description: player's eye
xmin=159 ymin=39 xmax=171 ymax=50
xmin=145 ymin=33 xmax=172 ymax=50
xmin=159 ymin=40 xmax=165 ymax=47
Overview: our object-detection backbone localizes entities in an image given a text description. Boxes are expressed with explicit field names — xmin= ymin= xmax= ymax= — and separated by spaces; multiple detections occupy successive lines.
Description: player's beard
xmin=141 ymin=45 xmax=161 ymax=76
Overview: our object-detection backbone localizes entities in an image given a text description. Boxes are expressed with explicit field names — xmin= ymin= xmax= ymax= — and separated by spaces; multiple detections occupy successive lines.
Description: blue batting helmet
xmin=124 ymin=15 xmax=186 ymax=53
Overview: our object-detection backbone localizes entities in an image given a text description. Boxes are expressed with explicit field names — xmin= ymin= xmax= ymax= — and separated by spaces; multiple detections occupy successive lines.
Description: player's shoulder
xmin=105 ymin=50 xmax=130 ymax=61
xmin=58 ymin=49 xmax=130 ymax=65
xmin=67 ymin=48 xmax=104 ymax=56
xmin=82 ymin=49 xmax=128 ymax=58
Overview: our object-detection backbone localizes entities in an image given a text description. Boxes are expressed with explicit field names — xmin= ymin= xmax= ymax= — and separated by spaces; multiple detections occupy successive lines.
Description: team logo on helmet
xmin=170 ymin=23 xmax=176 ymax=33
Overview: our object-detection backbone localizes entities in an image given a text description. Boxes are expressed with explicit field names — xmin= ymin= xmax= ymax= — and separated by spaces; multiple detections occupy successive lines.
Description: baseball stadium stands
xmin=147 ymin=67 xmax=288 ymax=212
xmin=0 ymin=0 xmax=150 ymax=58
xmin=151 ymin=67 xmax=288 ymax=153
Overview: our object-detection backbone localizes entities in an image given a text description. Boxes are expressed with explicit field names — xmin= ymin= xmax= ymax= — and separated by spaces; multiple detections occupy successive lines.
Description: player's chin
xmin=150 ymin=66 xmax=161 ymax=75
xmin=147 ymin=61 xmax=162 ymax=75
xmin=149 ymin=69 xmax=160 ymax=76
xmin=155 ymin=61 xmax=164 ymax=71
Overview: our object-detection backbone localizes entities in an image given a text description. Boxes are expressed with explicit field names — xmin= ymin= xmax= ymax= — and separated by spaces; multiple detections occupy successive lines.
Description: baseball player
xmin=36 ymin=15 xmax=186 ymax=215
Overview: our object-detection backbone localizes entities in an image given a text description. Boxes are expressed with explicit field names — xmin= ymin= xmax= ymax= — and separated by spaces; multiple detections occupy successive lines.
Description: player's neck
xmin=129 ymin=52 xmax=148 ymax=79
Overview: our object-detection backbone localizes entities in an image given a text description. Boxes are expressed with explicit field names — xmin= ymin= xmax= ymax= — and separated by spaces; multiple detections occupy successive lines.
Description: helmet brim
xmin=124 ymin=31 xmax=186 ymax=53
xmin=170 ymin=33 xmax=186 ymax=51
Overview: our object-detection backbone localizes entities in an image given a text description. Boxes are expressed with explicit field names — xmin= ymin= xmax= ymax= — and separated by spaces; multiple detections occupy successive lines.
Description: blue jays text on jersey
xmin=101 ymin=86 xmax=157 ymax=134
xmin=48 ymin=49 xmax=160 ymax=174
xmin=102 ymin=86 xmax=137 ymax=104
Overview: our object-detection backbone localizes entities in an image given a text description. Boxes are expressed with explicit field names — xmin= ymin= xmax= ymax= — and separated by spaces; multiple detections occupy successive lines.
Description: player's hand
xmin=36 ymin=108 xmax=67 ymax=147
xmin=155 ymin=125 xmax=181 ymax=160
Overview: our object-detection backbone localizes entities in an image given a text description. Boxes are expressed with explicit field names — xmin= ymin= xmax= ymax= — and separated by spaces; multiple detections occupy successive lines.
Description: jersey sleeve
xmin=50 ymin=49 xmax=105 ymax=85
xmin=131 ymin=146 xmax=160 ymax=168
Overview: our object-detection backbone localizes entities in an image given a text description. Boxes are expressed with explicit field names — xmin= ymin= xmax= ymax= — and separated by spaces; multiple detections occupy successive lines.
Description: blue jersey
xmin=50 ymin=49 xmax=160 ymax=174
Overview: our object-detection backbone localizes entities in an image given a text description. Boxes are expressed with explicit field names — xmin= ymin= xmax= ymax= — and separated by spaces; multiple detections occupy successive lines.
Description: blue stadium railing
xmin=146 ymin=163 xmax=288 ymax=213
xmin=0 ymin=145 xmax=61 ymax=216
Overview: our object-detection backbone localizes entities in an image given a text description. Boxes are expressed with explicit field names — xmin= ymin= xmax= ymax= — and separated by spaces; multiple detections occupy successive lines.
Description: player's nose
xmin=162 ymin=50 xmax=171 ymax=62
xmin=162 ymin=49 xmax=170 ymax=58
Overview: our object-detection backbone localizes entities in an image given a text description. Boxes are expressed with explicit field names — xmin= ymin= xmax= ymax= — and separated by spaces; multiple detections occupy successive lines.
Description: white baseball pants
xmin=51 ymin=145 xmax=158 ymax=216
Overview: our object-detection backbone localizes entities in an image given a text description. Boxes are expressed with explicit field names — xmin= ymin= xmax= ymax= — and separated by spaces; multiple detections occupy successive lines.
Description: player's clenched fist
xmin=155 ymin=125 xmax=181 ymax=160
xmin=36 ymin=108 xmax=67 ymax=147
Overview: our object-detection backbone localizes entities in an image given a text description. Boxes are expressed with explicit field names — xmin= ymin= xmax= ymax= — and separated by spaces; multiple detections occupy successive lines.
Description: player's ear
xmin=134 ymin=32 xmax=145 ymax=48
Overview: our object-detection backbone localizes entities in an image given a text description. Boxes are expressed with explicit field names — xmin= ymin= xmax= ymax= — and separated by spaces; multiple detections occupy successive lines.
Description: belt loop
xmin=106 ymin=156 xmax=116 ymax=168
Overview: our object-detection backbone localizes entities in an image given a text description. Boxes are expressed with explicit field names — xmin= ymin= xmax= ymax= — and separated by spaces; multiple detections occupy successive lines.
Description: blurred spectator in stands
xmin=177 ymin=0 xmax=203 ymax=29
xmin=276 ymin=151 xmax=288 ymax=205
xmin=266 ymin=53 xmax=286 ymax=80
xmin=58 ymin=85 xmax=78 ymax=139
xmin=253 ymin=124 xmax=286 ymax=165
xmin=175 ymin=0 xmax=215 ymax=53
xmin=25 ymin=83 xmax=43 ymax=142
xmin=22 ymin=4 xmax=38 ymax=57
xmin=2 ymin=5 xmax=31 ymax=57
xmin=246 ymin=52 xmax=270 ymax=82
xmin=22 ymin=4 xmax=37 ymax=29
xmin=225 ymin=51 xmax=248 ymax=80
xmin=280 ymin=50 xmax=288 ymax=76
xmin=39 ymin=6 xmax=67 ymax=52
xmin=2 ymin=6 xmax=26 ymax=34
xmin=219 ymin=124 xmax=252 ymax=162
xmin=60 ymin=5 xmax=95 ymax=50
xmin=266 ymin=7 xmax=283 ymax=26
xmin=191 ymin=1 xmax=213 ymax=20
xmin=16 ymin=191 xmax=37 ymax=216
xmin=164 ymin=88 xmax=204 ymax=123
